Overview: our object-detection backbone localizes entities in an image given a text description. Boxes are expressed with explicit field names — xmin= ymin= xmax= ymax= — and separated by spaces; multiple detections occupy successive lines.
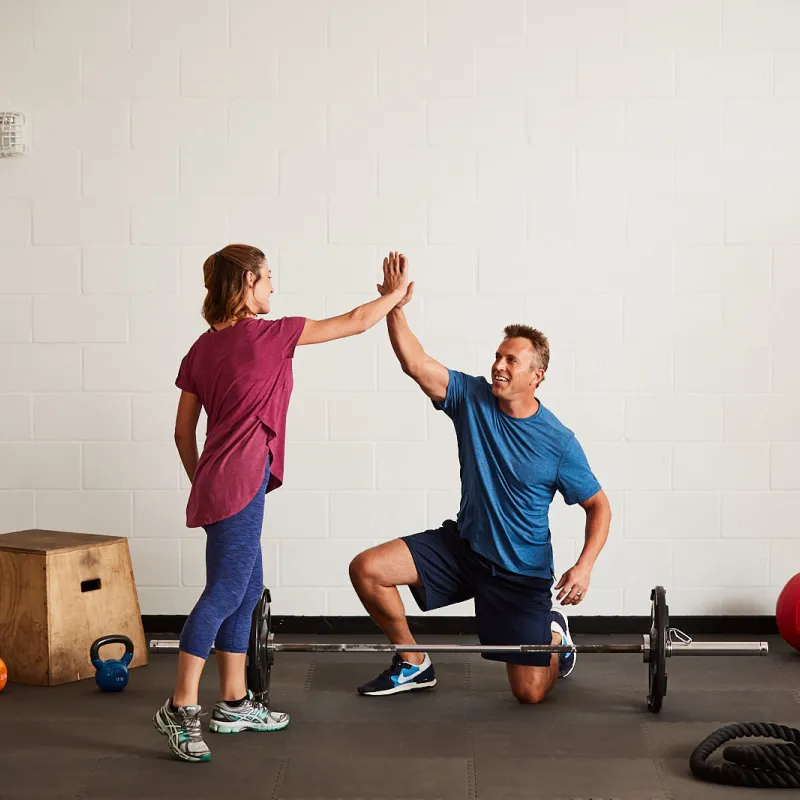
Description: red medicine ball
xmin=776 ymin=573 xmax=800 ymax=652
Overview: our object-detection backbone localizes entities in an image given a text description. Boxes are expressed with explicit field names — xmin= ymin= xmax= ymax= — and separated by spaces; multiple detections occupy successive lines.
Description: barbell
xmin=149 ymin=585 xmax=769 ymax=713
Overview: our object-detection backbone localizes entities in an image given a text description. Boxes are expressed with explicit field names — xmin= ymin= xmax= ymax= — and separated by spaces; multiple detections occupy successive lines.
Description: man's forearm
xmin=387 ymin=308 xmax=426 ymax=373
xmin=576 ymin=504 xmax=611 ymax=569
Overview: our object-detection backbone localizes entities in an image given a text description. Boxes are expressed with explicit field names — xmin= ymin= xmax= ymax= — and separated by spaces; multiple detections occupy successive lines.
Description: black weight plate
xmin=647 ymin=585 xmax=668 ymax=713
xmin=246 ymin=586 xmax=272 ymax=704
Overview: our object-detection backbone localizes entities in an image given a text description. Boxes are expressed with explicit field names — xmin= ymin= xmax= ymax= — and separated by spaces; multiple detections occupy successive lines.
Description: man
xmin=349 ymin=253 xmax=611 ymax=704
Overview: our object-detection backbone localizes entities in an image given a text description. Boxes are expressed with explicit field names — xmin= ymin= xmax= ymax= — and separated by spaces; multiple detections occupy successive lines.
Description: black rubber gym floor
xmin=1 ymin=633 xmax=797 ymax=799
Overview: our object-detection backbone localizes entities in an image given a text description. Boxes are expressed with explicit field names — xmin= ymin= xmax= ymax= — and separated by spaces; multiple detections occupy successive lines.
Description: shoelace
xmin=179 ymin=708 xmax=207 ymax=741
xmin=248 ymin=697 xmax=285 ymax=719
xmin=375 ymin=655 xmax=405 ymax=680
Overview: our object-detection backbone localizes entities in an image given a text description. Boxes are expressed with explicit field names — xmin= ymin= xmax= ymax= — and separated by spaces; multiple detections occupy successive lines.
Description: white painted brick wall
xmin=83 ymin=344 xmax=182 ymax=393
xmin=0 ymin=443 xmax=81 ymax=489
xmin=133 ymin=0 xmax=228 ymax=49
xmin=673 ymin=443 xmax=770 ymax=490
xmin=329 ymin=393 xmax=427 ymax=442
xmin=0 ymin=149 xmax=79 ymax=200
xmin=775 ymin=53 xmax=800 ymax=98
xmin=263 ymin=491 xmax=328 ymax=539
xmin=230 ymin=195 xmax=327 ymax=246
xmin=281 ymin=539 xmax=375 ymax=588
xmin=83 ymin=443 xmax=179 ymax=490
xmin=34 ymin=199 xmax=129 ymax=246
xmin=0 ymin=296 xmax=32 ymax=342
xmin=0 ymin=491 xmax=35 ymax=534
xmin=129 ymin=538 xmax=181 ymax=587
xmin=0 ymin=395 xmax=32 ymax=440
xmin=133 ymin=490 xmax=194 ymax=538
xmin=83 ymin=51 xmax=178 ymax=100
xmin=131 ymin=198 xmax=227 ymax=246
xmin=586 ymin=443 xmax=672 ymax=491
xmin=34 ymin=296 xmax=129 ymax=343
xmin=527 ymin=0 xmax=623 ymax=47
xmin=231 ymin=0 xmax=329 ymax=49
xmin=1 ymin=1 xmax=796 ymax=617
xmin=0 ymin=345 xmax=81 ymax=392
xmin=625 ymin=0 xmax=722 ymax=48
xmin=0 ymin=200 xmax=32 ymax=244
xmin=34 ymin=100 xmax=130 ymax=151
xmin=376 ymin=443 xmax=461 ymax=491
xmin=771 ymin=444 xmax=800 ymax=490
xmin=330 ymin=491 xmax=427 ymax=540
xmin=673 ymin=540 xmax=770 ymax=588
xmin=625 ymin=395 xmax=723 ymax=442
xmin=0 ymin=247 xmax=81 ymax=294
xmin=34 ymin=395 xmax=130 ymax=441
xmin=36 ymin=490 xmax=132 ymax=538
xmin=181 ymin=148 xmax=277 ymax=197
xmin=626 ymin=491 xmax=721 ymax=540
xmin=722 ymin=492 xmax=800 ymax=539
xmin=83 ymin=247 xmax=179 ymax=295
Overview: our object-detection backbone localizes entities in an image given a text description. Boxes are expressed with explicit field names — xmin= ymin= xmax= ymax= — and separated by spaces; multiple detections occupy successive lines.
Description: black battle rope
xmin=690 ymin=722 xmax=800 ymax=789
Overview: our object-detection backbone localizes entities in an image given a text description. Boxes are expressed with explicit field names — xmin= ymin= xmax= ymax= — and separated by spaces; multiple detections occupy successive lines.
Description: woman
xmin=153 ymin=244 xmax=409 ymax=762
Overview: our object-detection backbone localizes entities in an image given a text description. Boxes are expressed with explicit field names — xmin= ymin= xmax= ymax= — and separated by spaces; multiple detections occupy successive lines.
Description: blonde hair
xmin=503 ymin=324 xmax=549 ymax=385
xmin=201 ymin=244 xmax=265 ymax=326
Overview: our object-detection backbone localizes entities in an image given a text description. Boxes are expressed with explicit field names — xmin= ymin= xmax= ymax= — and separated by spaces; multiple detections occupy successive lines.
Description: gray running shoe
xmin=209 ymin=689 xmax=290 ymax=734
xmin=152 ymin=698 xmax=211 ymax=763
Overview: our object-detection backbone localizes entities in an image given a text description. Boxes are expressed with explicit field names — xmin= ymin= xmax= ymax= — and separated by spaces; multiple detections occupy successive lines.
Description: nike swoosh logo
xmin=396 ymin=669 xmax=420 ymax=684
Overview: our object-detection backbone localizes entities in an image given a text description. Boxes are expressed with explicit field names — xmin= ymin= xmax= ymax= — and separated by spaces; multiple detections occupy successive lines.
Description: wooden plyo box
xmin=0 ymin=530 xmax=148 ymax=686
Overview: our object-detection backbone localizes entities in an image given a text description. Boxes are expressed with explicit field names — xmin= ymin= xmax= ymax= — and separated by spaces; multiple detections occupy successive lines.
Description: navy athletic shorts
xmin=402 ymin=519 xmax=555 ymax=667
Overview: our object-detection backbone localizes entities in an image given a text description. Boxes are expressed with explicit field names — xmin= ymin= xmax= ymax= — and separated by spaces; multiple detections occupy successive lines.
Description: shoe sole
xmin=152 ymin=709 xmax=211 ymax=763
xmin=358 ymin=678 xmax=438 ymax=696
xmin=559 ymin=653 xmax=576 ymax=678
xmin=209 ymin=717 xmax=290 ymax=734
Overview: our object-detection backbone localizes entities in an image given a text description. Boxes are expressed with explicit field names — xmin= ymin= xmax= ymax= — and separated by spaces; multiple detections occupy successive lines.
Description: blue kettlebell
xmin=90 ymin=635 xmax=134 ymax=692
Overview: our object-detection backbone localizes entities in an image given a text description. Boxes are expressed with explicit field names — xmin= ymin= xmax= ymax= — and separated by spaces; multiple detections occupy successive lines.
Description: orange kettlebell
xmin=0 ymin=657 xmax=7 ymax=692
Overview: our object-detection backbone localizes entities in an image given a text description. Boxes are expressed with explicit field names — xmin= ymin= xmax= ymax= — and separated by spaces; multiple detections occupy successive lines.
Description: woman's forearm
xmin=175 ymin=435 xmax=199 ymax=483
xmin=348 ymin=288 xmax=406 ymax=333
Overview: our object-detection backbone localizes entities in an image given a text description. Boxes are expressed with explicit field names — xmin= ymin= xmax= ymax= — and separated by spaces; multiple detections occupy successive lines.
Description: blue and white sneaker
xmin=550 ymin=609 xmax=576 ymax=678
xmin=357 ymin=653 xmax=437 ymax=696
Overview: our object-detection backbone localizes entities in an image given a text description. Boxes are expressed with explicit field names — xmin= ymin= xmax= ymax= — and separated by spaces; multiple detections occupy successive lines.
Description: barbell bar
xmin=148 ymin=585 xmax=769 ymax=714
xmin=262 ymin=641 xmax=767 ymax=656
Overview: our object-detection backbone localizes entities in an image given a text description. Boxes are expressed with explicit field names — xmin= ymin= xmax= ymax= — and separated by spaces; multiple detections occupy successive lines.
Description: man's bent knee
xmin=349 ymin=540 xmax=420 ymax=589
xmin=507 ymin=664 xmax=553 ymax=705
xmin=348 ymin=550 xmax=377 ymax=585
xmin=512 ymin=684 xmax=549 ymax=705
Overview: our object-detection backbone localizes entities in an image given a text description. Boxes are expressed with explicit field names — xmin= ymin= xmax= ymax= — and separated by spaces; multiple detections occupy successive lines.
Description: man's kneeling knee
xmin=511 ymin=684 xmax=550 ymax=705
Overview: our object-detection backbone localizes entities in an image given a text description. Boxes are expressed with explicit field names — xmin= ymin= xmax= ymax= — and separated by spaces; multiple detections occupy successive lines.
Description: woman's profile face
xmin=250 ymin=261 xmax=274 ymax=315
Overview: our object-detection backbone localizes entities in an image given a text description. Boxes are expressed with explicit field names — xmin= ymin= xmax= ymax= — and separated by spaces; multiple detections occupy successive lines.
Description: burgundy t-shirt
xmin=175 ymin=315 xmax=306 ymax=528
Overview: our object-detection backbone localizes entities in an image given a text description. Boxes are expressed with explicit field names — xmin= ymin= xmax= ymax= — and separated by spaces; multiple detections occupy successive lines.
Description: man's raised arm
xmin=379 ymin=257 xmax=449 ymax=404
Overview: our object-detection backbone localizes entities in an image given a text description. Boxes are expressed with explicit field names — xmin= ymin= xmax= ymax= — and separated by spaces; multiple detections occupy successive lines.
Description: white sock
xmin=551 ymin=621 xmax=567 ymax=646
xmin=406 ymin=653 xmax=430 ymax=669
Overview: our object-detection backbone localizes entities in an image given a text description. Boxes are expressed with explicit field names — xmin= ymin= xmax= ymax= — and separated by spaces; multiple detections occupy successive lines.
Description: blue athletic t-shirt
xmin=433 ymin=369 xmax=602 ymax=580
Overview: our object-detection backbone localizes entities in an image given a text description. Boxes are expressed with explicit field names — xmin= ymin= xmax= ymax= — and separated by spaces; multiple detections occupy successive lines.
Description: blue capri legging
xmin=179 ymin=458 xmax=270 ymax=659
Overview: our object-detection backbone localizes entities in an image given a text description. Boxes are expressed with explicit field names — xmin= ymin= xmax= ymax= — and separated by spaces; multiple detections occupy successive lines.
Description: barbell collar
xmin=149 ymin=640 xmax=195 ymax=654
